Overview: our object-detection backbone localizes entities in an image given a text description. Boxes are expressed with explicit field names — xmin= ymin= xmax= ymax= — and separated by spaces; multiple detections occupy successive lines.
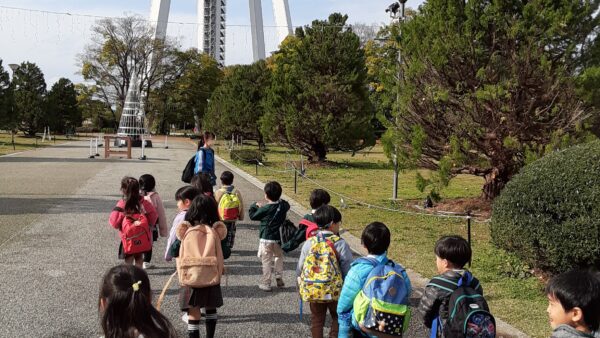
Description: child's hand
xmin=255 ymin=202 xmax=263 ymax=208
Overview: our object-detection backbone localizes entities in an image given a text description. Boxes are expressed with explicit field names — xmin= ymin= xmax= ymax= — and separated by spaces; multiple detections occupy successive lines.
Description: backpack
xmin=353 ymin=258 xmax=410 ymax=337
xmin=176 ymin=222 xmax=224 ymax=288
xmin=431 ymin=272 xmax=496 ymax=338
xmin=300 ymin=218 xmax=320 ymax=240
xmin=181 ymin=155 xmax=196 ymax=183
xmin=218 ymin=186 xmax=241 ymax=221
xmin=120 ymin=213 xmax=152 ymax=255
xmin=279 ymin=219 xmax=297 ymax=245
xmin=299 ymin=233 xmax=343 ymax=303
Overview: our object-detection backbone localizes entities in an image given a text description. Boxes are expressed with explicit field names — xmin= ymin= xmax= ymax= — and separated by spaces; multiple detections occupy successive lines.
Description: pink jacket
xmin=144 ymin=191 xmax=168 ymax=237
xmin=109 ymin=197 xmax=158 ymax=230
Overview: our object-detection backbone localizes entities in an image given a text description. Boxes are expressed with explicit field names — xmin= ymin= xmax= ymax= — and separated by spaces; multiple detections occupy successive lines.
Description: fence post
xmin=294 ymin=169 xmax=298 ymax=194
xmin=467 ymin=211 xmax=472 ymax=266
xmin=255 ymin=160 xmax=259 ymax=176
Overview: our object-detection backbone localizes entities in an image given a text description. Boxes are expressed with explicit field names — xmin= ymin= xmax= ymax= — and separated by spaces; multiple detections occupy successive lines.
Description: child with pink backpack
xmin=139 ymin=174 xmax=168 ymax=269
xmin=109 ymin=177 xmax=158 ymax=268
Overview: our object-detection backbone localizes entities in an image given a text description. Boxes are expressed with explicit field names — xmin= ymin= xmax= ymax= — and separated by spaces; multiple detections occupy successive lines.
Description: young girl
xmin=99 ymin=264 xmax=177 ymax=338
xmin=191 ymin=173 xmax=215 ymax=199
xmin=109 ymin=177 xmax=158 ymax=268
xmin=176 ymin=195 xmax=226 ymax=338
xmin=194 ymin=131 xmax=216 ymax=186
xmin=164 ymin=186 xmax=200 ymax=262
xmin=139 ymin=174 xmax=168 ymax=269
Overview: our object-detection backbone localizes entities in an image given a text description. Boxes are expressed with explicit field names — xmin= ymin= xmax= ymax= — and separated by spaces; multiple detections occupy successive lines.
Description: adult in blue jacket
xmin=194 ymin=131 xmax=216 ymax=186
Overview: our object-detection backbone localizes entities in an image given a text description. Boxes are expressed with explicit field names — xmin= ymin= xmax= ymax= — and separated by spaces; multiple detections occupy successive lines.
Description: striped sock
xmin=205 ymin=309 xmax=217 ymax=338
xmin=187 ymin=319 xmax=200 ymax=338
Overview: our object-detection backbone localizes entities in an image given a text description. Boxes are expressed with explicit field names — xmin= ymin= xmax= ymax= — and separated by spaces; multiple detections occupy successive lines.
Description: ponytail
xmin=121 ymin=177 xmax=141 ymax=214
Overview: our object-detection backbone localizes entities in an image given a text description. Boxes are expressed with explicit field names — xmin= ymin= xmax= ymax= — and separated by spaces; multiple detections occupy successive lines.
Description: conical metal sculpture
xmin=117 ymin=74 xmax=146 ymax=140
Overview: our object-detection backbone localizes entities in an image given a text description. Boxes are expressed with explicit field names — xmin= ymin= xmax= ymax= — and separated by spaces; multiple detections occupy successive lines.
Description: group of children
xmin=100 ymin=131 xmax=600 ymax=338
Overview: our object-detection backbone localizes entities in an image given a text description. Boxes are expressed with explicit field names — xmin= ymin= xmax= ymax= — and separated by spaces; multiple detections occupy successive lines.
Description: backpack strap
xmin=317 ymin=232 xmax=339 ymax=261
xmin=427 ymin=276 xmax=459 ymax=293
xmin=113 ymin=206 xmax=124 ymax=212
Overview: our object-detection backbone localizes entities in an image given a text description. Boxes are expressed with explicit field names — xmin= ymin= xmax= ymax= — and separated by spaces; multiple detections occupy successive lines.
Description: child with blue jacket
xmin=337 ymin=222 xmax=412 ymax=338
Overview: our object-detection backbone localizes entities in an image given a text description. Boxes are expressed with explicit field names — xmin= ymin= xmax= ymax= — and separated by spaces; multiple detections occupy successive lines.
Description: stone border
xmin=215 ymin=154 xmax=529 ymax=338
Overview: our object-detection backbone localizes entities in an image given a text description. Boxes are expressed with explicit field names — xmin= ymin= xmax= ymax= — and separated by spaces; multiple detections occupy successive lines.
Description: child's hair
xmin=191 ymin=173 xmax=214 ymax=196
xmin=361 ymin=222 xmax=391 ymax=255
xmin=221 ymin=171 xmax=234 ymax=185
xmin=434 ymin=235 xmax=471 ymax=268
xmin=197 ymin=131 xmax=216 ymax=150
xmin=99 ymin=265 xmax=177 ymax=338
xmin=546 ymin=270 xmax=600 ymax=331
xmin=313 ymin=205 xmax=342 ymax=228
xmin=310 ymin=189 xmax=331 ymax=209
xmin=264 ymin=181 xmax=282 ymax=201
xmin=120 ymin=176 xmax=141 ymax=214
xmin=175 ymin=186 xmax=200 ymax=202
xmin=138 ymin=174 xmax=156 ymax=195
xmin=185 ymin=195 xmax=220 ymax=226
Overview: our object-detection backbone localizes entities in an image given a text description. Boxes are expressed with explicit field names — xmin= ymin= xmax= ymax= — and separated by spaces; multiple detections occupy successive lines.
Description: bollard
xmin=88 ymin=139 xmax=95 ymax=158
xmin=139 ymin=135 xmax=147 ymax=160
xmin=94 ymin=137 xmax=99 ymax=156
xmin=164 ymin=134 xmax=169 ymax=149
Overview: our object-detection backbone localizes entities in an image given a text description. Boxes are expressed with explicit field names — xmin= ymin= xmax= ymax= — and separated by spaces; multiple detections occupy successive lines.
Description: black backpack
xmin=431 ymin=272 xmax=496 ymax=338
xmin=181 ymin=155 xmax=196 ymax=183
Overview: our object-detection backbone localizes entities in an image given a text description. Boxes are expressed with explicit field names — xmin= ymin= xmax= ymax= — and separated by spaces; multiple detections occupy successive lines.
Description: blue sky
xmin=0 ymin=0 xmax=424 ymax=85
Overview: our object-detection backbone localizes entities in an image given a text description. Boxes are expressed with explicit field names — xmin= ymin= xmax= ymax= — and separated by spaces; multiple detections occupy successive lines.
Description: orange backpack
xmin=176 ymin=221 xmax=225 ymax=288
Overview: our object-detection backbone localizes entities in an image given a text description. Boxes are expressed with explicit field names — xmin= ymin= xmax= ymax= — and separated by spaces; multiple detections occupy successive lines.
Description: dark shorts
xmin=118 ymin=242 xmax=149 ymax=260
xmin=179 ymin=284 xmax=223 ymax=311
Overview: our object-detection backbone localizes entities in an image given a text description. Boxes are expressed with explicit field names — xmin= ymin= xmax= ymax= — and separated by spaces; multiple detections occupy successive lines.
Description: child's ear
xmin=571 ymin=307 xmax=585 ymax=325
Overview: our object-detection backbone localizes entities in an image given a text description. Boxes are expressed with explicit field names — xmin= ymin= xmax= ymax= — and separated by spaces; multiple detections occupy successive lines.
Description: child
xmin=99 ymin=264 xmax=177 ymax=338
xmin=417 ymin=235 xmax=482 ymax=337
xmin=191 ymin=173 xmax=215 ymax=198
xmin=164 ymin=186 xmax=200 ymax=262
xmin=215 ymin=170 xmax=244 ymax=250
xmin=194 ymin=131 xmax=217 ymax=186
xmin=296 ymin=205 xmax=353 ymax=338
xmin=249 ymin=181 xmax=290 ymax=291
xmin=546 ymin=270 xmax=600 ymax=338
xmin=337 ymin=222 xmax=412 ymax=337
xmin=109 ymin=177 xmax=158 ymax=268
xmin=139 ymin=174 xmax=168 ymax=269
xmin=176 ymin=195 xmax=227 ymax=338
xmin=282 ymin=189 xmax=331 ymax=252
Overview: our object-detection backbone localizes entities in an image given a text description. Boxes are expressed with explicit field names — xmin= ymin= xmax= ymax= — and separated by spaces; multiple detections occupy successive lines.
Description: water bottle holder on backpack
xmin=362 ymin=300 xmax=410 ymax=337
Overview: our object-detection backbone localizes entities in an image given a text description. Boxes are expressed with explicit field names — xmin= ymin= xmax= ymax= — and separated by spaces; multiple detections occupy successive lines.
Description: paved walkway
xmin=0 ymin=138 xmax=427 ymax=337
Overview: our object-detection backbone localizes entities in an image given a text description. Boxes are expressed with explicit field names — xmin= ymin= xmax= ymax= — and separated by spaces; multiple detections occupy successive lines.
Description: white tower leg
xmin=150 ymin=0 xmax=171 ymax=41
xmin=197 ymin=0 xmax=207 ymax=52
xmin=272 ymin=0 xmax=293 ymax=45
xmin=249 ymin=0 xmax=266 ymax=61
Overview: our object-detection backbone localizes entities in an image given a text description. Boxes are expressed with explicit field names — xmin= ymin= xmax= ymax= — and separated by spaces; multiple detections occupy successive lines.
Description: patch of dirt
xmin=409 ymin=198 xmax=492 ymax=220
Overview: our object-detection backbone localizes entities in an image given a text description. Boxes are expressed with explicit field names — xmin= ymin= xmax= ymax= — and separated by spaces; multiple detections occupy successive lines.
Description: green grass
xmin=0 ymin=133 xmax=72 ymax=156
xmin=217 ymin=141 xmax=549 ymax=337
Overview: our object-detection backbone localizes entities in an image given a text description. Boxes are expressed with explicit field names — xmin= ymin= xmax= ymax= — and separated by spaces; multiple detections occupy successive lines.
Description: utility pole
xmin=385 ymin=0 xmax=407 ymax=200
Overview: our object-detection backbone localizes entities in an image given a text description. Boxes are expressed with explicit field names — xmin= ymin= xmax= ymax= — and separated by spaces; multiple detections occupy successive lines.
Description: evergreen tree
xmin=47 ymin=78 xmax=81 ymax=134
xmin=13 ymin=62 xmax=47 ymax=136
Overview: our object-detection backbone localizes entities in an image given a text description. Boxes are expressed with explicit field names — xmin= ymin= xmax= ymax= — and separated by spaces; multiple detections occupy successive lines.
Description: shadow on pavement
xmin=0 ymin=157 xmax=170 ymax=163
xmin=0 ymin=197 xmax=117 ymax=215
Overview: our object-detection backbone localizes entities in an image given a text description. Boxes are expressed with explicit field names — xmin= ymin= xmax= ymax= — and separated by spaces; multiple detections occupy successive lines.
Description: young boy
xmin=337 ymin=222 xmax=412 ymax=337
xmin=249 ymin=181 xmax=290 ymax=292
xmin=215 ymin=171 xmax=244 ymax=250
xmin=297 ymin=205 xmax=353 ymax=338
xmin=546 ymin=270 xmax=600 ymax=338
xmin=282 ymin=189 xmax=331 ymax=252
xmin=417 ymin=235 xmax=482 ymax=337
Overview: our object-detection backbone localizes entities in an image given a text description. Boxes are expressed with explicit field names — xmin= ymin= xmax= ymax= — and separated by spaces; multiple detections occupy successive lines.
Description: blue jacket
xmin=194 ymin=148 xmax=216 ymax=184
xmin=337 ymin=253 xmax=412 ymax=338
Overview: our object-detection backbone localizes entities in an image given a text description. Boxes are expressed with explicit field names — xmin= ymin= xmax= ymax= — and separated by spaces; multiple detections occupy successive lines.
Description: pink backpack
xmin=120 ymin=213 xmax=152 ymax=255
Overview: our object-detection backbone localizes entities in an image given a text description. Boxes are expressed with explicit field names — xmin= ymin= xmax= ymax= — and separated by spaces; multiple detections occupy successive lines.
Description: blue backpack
xmin=353 ymin=257 xmax=411 ymax=337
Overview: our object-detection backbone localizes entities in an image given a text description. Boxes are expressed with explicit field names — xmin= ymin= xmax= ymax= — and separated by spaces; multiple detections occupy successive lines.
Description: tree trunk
xmin=308 ymin=142 xmax=327 ymax=162
xmin=482 ymin=167 xmax=511 ymax=200
xmin=258 ymin=133 xmax=266 ymax=151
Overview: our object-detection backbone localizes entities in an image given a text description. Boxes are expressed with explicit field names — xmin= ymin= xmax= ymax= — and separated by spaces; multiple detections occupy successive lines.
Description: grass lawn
xmin=216 ymin=141 xmax=549 ymax=337
xmin=0 ymin=132 xmax=73 ymax=156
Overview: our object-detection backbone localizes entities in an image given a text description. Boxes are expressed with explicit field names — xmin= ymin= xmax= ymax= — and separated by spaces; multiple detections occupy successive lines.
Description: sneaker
xmin=258 ymin=284 xmax=272 ymax=292
xmin=142 ymin=262 xmax=154 ymax=269
xmin=181 ymin=313 xmax=189 ymax=323
xmin=276 ymin=278 xmax=285 ymax=288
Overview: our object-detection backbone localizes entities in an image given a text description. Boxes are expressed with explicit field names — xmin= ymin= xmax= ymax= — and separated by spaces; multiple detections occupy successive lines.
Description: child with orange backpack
xmin=109 ymin=177 xmax=158 ymax=268
xmin=215 ymin=171 xmax=244 ymax=250
xmin=175 ymin=195 xmax=227 ymax=338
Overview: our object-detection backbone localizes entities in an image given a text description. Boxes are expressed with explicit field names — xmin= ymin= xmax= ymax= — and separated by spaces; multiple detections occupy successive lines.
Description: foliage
xmin=12 ymin=62 xmax=47 ymax=136
xmin=204 ymin=60 xmax=270 ymax=146
xmin=46 ymin=78 xmax=81 ymax=134
xmin=492 ymin=140 xmax=600 ymax=273
xmin=378 ymin=0 xmax=598 ymax=199
xmin=75 ymin=84 xmax=115 ymax=130
xmin=230 ymin=149 xmax=264 ymax=164
xmin=0 ymin=59 xmax=14 ymax=132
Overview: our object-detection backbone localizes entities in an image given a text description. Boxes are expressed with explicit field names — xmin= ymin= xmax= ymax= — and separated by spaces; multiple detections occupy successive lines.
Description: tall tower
xmin=272 ymin=0 xmax=293 ymax=45
xmin=197 ymin=0 xmax=227 ymax=67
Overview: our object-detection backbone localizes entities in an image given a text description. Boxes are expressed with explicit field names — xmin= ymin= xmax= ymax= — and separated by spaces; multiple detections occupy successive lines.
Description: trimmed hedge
xmin=491 ymin=140 xmax=600 ymax=273
xmin=230 ymin=149 xmax=264 ymax=164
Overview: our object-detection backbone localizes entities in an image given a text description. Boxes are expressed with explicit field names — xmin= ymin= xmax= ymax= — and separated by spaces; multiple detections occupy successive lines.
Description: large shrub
xmin=491 ymin=140 xmax=600 ymax=273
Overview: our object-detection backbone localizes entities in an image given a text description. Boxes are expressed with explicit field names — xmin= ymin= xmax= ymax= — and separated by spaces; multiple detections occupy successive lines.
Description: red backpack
xmin=300 ymin=219 xmax=320 ymax=240
xmin=120 ymin=213 xmax=152 ymax=255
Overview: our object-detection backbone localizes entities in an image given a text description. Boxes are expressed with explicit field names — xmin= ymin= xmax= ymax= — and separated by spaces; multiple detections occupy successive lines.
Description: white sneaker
xmin=142 ymin=262 xmax=154 ymax=269
xmin=181 ymin=312 xmax=189 ymax=323
xmin=258 ymin=284 xmax=272 ymax=292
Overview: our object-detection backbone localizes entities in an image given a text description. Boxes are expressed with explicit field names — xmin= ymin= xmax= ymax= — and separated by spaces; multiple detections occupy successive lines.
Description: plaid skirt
xmin=179 ymin=284 xmax=223 ymax=311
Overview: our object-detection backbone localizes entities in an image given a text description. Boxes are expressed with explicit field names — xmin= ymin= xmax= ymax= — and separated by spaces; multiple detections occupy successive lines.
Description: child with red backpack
xmin=175 ymin=195 xmax=227 ymax=338
xmin=297 ymin=205 xmax=353 ymax=338
xmin=139 ymin=174 xmax=168 ymax=269
xmin=109 ymin=177 xmax=158 ymax=268
xmin=282 ymin=189 xmax=331 ymax=253
xmin=215 ymin=171 xmax=244 ymax=250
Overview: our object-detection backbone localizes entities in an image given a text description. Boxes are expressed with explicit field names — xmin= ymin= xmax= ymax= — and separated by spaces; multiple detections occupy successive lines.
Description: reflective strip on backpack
xmin=449 ymin=294 xmax=484 ymax=319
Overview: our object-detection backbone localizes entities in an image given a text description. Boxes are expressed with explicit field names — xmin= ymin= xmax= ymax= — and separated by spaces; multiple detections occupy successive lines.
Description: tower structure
xmin=198 ymin=0 xmax=227 ymax=66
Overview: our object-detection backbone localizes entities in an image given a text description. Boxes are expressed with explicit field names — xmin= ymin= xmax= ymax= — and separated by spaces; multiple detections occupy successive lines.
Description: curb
xmin=214 ymin=154 xmax=529 ymax=338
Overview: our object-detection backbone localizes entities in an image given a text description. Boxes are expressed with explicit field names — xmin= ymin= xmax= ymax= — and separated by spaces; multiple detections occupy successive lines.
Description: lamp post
xmin=385 ymin=1 xmax=407 ymax=200
xmin=8 ymin=64 xmax=19 ymax=151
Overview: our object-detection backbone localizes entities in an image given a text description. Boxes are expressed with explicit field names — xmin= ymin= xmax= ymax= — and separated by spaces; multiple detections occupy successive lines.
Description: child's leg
xmin=188 ymin=307 xmax=201 ymax=338
xmin=205 ymin=307 xmax=217 ymax=338
xmin=124 ymin=255 xmax=134 ymax=265
xmin=143 ymin=249 xmax=153 ymax=263
xmin=259 ymin=242 xmax=274 ymax=286
xmin=273 ymin=243 xmax=284 ymax=281
xmin=309 ymin=302 xmax=327 ymax=338
xmin=133 ymin=254 xmax=144 ymax=269
xmin=327 ymin=301 xmax=339 ymax=338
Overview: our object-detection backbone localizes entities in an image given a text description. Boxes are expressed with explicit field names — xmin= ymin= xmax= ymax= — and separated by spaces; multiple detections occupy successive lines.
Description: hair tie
xmin=132 ymin=281 xmax=142 ymax=292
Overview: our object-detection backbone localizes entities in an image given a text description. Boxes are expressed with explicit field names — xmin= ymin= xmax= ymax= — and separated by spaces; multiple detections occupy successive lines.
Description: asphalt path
xmin=0 ymin=138 xmax=427 ymax=337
